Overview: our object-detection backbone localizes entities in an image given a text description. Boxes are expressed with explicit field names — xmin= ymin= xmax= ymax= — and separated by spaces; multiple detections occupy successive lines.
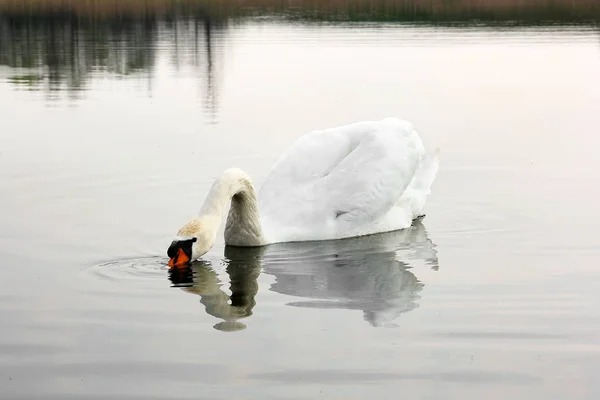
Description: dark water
xmin=1 ymin=4 xmax=600 ymax=399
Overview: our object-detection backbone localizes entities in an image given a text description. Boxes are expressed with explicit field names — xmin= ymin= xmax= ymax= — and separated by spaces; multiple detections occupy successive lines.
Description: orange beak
xmin=168 ymin=248 xmax=190 ymax=268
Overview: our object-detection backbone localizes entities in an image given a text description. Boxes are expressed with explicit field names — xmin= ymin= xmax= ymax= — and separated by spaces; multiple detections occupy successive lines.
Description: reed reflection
xmin=0 ymin=11 xmax=225 ymax=118
xmin=169 ymin=219 xmax=438 ymax=331
xmin=1 ymin=1 xmax=598 ymax=114
xmin=0 ymin=0 xmax=598 ymax=23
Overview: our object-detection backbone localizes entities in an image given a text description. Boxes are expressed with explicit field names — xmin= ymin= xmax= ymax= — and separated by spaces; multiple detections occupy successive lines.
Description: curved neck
xmin=199 ymin=168 xmax=265 ymax=247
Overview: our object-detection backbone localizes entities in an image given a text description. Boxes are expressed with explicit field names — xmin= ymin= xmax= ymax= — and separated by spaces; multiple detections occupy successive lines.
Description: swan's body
xmin=168 ymin=118 xmax=439 ymax=265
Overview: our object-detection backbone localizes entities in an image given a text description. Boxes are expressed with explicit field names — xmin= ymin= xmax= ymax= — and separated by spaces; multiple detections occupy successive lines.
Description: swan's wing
xmin=315 ymin=119 xmax=424 ymax=227
xmin=259 ymin=118 xmax=425 ymax=238
xmin=260 ymin=120 xmax=379 ymax=186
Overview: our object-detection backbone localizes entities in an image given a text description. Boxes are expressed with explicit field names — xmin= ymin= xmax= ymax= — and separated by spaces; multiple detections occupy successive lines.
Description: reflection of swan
xmin=167 ymin=118 xmax=439 ymax=266
xmin=169 ymin=258 xmax=261 ymax=332
xmin=169 ymin=219 xmax=438 ymax=329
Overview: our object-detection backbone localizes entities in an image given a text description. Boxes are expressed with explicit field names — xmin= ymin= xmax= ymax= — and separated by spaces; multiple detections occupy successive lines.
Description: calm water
xmin=1 ymin=8 xmax=600 ymax=400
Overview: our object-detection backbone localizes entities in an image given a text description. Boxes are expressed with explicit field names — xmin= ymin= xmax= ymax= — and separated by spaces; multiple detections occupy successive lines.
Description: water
xmin=1 ymin=4 xmax=600 ymax=399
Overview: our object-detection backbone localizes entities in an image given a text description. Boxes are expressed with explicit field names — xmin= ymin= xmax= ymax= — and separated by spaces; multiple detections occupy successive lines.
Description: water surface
xmin=1 ymin=5 xmax=600 ymax=400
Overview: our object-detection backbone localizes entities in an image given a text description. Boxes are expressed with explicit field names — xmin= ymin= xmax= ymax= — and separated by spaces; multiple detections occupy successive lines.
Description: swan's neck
xmin=197 ymin=168 xmax=265 ymax=247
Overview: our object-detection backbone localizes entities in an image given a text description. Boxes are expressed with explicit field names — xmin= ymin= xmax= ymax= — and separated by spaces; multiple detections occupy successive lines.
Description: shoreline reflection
xmin=169 ymin=219 xmax=439 ymax=331
xmin=0 ymin=12 xmax=225 ymax=120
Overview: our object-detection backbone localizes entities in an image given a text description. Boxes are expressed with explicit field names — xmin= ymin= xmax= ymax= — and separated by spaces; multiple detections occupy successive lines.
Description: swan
xmin=167 ymin=117 xmax=439 ymax=267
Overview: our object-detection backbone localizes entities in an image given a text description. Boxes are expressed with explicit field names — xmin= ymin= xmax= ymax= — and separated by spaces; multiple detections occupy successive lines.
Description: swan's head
xmin=167 ymin=237 xmax=196 ymax=267
xmin=168 ymin=218 xmax=217 ymax=267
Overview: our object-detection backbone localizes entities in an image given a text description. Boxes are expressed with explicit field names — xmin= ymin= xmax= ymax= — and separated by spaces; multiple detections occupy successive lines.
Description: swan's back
xmin=258 ymin=118 xmax=438 ymax=243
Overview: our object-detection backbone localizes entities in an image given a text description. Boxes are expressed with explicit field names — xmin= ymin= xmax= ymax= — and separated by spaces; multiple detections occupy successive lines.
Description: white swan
xmin=167 ymin=117 xmax=439 ymax=267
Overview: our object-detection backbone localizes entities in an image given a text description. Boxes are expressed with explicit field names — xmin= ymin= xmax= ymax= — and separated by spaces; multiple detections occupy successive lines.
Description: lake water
xmin=1 ymin=6 xmax=600 ymax=400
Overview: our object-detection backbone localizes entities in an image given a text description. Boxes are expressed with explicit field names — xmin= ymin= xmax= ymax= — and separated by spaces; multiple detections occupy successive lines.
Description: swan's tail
xmin=413 ymin=148 xmax=440 ymax=193
xmin=400 ymin=148 xmax=440 ymax=218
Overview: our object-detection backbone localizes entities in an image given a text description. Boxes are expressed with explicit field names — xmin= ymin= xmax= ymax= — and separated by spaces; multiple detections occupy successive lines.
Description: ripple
xmin=249 ymin=369 xmax=540 ymax=385
xmin=84 ymin=256 xmax=169 ymax=283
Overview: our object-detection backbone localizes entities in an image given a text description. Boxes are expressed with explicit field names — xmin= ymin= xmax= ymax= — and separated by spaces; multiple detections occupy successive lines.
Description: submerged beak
xmin=168 ymin=248 xmax=190 ymax=268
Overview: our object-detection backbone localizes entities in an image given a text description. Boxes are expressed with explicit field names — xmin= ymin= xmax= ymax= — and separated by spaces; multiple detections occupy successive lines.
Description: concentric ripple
xmin=84 ymin=256 xmax=170 ymax=283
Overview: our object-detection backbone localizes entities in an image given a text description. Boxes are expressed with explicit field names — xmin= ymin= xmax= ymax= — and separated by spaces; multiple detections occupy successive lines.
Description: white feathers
xmin=174 ymin=117 xmax=439 ymax=257
xmin=258 ymin=117 xmax=439 ymax=243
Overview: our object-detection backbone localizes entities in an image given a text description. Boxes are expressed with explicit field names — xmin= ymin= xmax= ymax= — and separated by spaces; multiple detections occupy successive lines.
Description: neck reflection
xmin=169 ymin=219 xmax=439 ymax=331
xmin=169 ymin=255 xmax=261 ymax=332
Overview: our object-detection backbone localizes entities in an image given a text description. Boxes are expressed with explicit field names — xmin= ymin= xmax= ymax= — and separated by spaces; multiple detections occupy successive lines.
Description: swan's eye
xmin=167 ymin=241 xmax=179 ymax=258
